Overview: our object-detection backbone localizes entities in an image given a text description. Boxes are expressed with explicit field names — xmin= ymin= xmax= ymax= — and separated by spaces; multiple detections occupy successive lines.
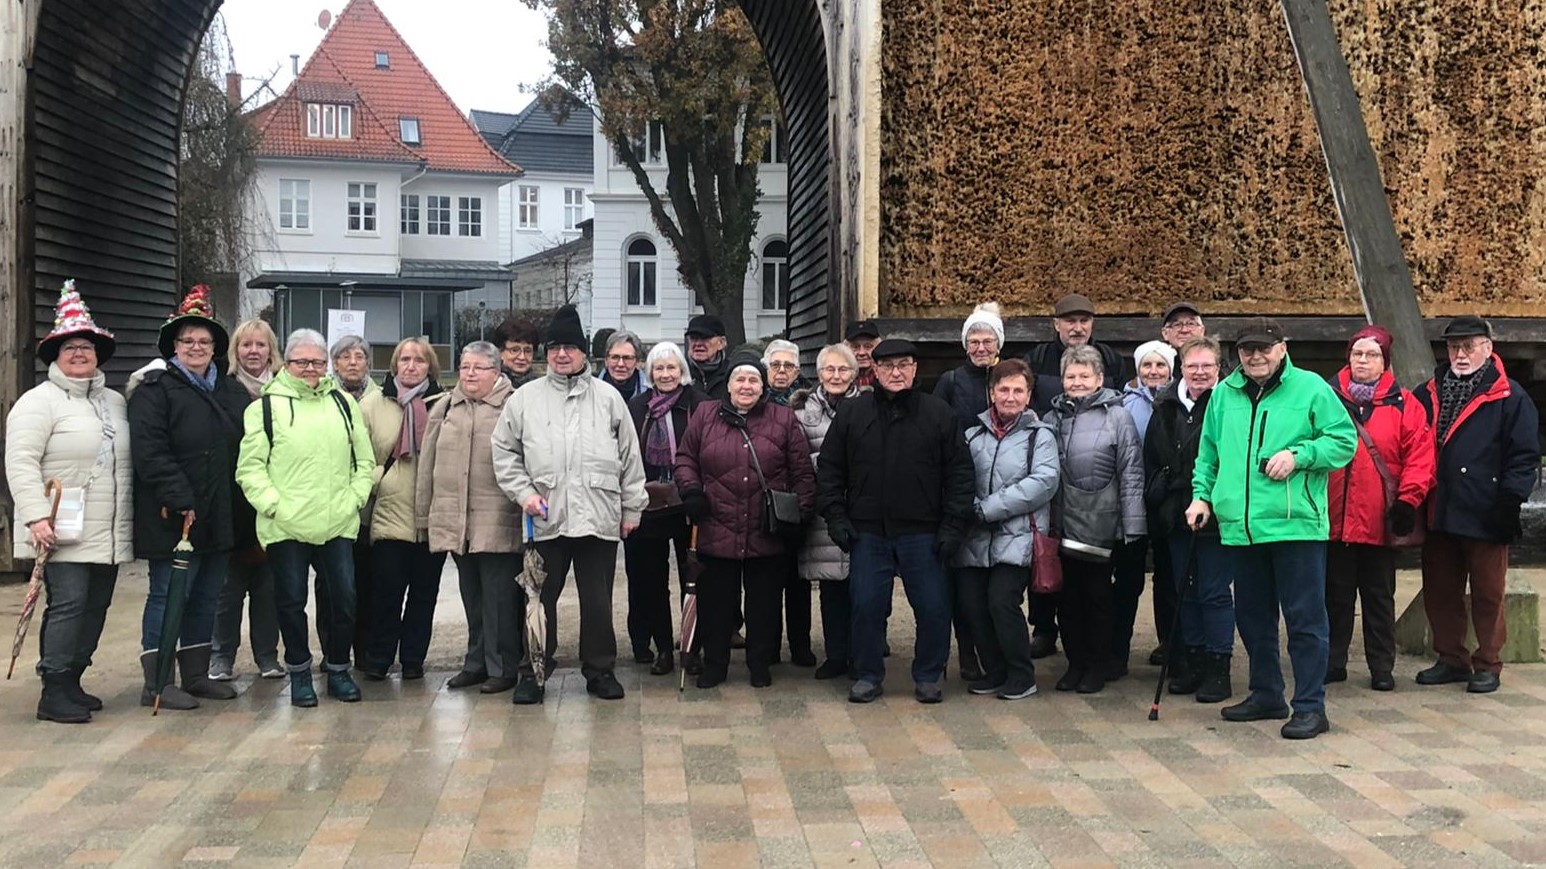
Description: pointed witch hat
xmin=38 ymin=280 xmax=116 ymax=364
xmin=157 ymin=284 xmax=229 ymax=360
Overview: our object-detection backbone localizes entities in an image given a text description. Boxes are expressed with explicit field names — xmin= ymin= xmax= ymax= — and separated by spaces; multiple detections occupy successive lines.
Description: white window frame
xmin=400 ymin=193 xmax=420 ymax=235
xmin=346 ymin=181 xmax=378 ymax=234
xmin=458 ymin=196 xmax=483 ymax=238
xmin=625 ymin=237 xmax=658 ymax=310
xmin=399 ymin=117 xmax=420 ymax=145
xmin=758 ymin=115 xmax=787 ymax=165
xmin=339 ymin=104 xmax=352 ymax=138
xmin=278 ymin=178 xmax=311 ymax=232
xmin=426 ymin=195 xmax=451 ymax=236
xmin=563 ymin=187 xmax=585 ymax=231
xmin=517 ymin=185 xmax=540 ymax=230
xmin=760 ymin=239 xmax=789 ymax=311
xmin=617 ymin=121 xmax=666 ymax=166
xmin=306 ymin=104 xmax=320 ymax=138
xmin=305 ymin=103 xmax=353 ymax=139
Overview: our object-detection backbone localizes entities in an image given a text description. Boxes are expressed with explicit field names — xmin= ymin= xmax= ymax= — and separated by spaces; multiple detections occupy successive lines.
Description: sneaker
xmin=998 ymin=681 xmax=1038 ymax=700
xmin=914 ymin=682 xmax=943 ymax=704
xmin=258 ymin=664 xmax=286 ymax=680
xmin=1466 ymin=671 xmax=1500 ymax=694
xmin=208 ymin=659 xmax=235 ymax=681
xmin=512 ymin=678 xmax=545 ymax=705
xmin=1415 ymin=661 xmax=1471 ymax=686
xmin=848 ymin=680 xmax=884 ymax=703
xmin=586 ymin=672 xmax=625 ymax=700
xmin=1280 ymin=711 xmax=1330 ymax=740
xmin=968 ymin=678 xmax=1007 ymax=695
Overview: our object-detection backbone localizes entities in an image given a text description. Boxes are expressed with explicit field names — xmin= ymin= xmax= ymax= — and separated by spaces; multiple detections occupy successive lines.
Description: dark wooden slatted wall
xmin=28 ymin=0 xmax=217 ymax=384
xmin=740 ymin=0 xmax=833 ymax=359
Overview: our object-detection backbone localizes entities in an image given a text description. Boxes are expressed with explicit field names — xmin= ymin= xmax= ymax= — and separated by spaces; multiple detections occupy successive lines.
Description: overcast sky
xmin=218 ymin=0 xmax=555 ymax=116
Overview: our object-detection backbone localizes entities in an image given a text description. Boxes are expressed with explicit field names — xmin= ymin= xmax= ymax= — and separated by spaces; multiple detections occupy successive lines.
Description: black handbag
xmin=738 ymin=428 xmax=804 ymax=538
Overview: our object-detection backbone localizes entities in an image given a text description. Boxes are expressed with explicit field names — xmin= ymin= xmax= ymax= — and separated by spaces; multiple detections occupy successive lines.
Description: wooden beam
xmin=1278 ymin=0 xmax=1432 ymax=388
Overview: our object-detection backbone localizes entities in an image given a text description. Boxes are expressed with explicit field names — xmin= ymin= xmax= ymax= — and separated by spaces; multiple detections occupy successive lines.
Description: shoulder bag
xmin=739 ymin=427 xmax=804 ymax=539
xmin=1350 ymin=415 xmax=1425 ymax=548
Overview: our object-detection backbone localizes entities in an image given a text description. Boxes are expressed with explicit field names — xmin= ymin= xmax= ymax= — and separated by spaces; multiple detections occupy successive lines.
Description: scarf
xmin=1437 ymin=359 xmax=1491 ymax=443
xmin=644 ymin=388 xmax=684 ymax=470
xmin=393 ymin=377 xmax=432 ymax=461
xmin=1346 ymin=378 xmax=1378 ymax=406
xmin=170 ymin=357 xmax=218 ymax=392
xmin=338 ymin=376 xmax=369 ymax=401
xmin=235 ymin=366 xmax=271 ymax=400
xmin=989 ymin=406 xmax=1020 ymax=440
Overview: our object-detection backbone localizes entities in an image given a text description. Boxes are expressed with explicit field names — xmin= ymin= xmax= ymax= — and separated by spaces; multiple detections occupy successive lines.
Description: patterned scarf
xmin=644 ymin=388 xmax=684 ymax=470
xmin=1437 ymin=359 xmax=1491 ymax=443
xmin=989 ymin=406 xmax=1020 ymax=440
xmin=170 ymin=357 xmax=218 ymax=392
xmin=338 ymin=376 xmax=369 ymax=401
xmin=1346 ymin=378 xmax=1377 ymax=406
xmin=393 ymin=377 xmax=432 ymax=461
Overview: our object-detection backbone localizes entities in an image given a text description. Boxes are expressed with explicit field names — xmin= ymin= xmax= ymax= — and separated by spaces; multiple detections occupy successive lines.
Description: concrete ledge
xmin=1395 ymin=570 xmax=1542 ymax=664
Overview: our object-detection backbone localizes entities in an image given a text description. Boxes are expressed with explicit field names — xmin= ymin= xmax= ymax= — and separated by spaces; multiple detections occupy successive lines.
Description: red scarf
xmin=989 ymin=406 xmax=1020 ymax=439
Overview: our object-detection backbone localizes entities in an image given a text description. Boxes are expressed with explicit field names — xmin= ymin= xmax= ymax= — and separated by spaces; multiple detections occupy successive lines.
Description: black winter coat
xmin=816 ymin=386 xmax=975 ymax=537
xmin=1024 ymin=338 xmax=1122 ymax=415
xmin=688 ymin=355 xmax=730 ymax=402
xmin=1143 ymin=382 xmax=1217 ymax=537
xmin=934 ymin=363 xmax=990 ymax=433
xmin=1415 ymin=357 xmax=1540 ymax=542
xmin=129 ymin=365 xmax=251 ymax=557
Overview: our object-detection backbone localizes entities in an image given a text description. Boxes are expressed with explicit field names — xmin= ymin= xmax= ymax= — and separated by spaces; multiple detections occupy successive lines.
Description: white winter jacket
xmin=6 ymin=364 xmax=134 ymax=563
xmin=491 ymin=370 xmax=648 ymax=542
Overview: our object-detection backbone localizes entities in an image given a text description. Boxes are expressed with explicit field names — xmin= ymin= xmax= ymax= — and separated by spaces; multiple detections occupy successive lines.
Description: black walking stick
xmin=1149 ymin=529 xmax=1199 ymax=721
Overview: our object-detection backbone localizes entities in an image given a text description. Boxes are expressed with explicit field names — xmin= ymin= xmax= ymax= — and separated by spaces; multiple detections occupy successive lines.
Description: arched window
xmin=626 ymin=238 xmax=658 ymax=308
xmin=761 ymin=239 xmax=789 ymax=311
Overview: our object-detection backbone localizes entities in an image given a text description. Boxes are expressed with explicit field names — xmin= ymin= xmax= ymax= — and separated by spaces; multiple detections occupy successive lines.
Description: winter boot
xmin=65 ymin=667 xmax=104 ymax=711
xmin=178 ymin=647 xmax=238 ymax=700
xmin=139 ymin=651 xmax=199 ymax=710
xmin=1196 ymin=653 xmax=1233 ymax=704
xmin=37 ymin=673 xmax=92 ymax=723
xmin=1168 ymin=647 xmax=1206 ymax=695
xmin=326 ymin=670 xmax=362 ymax=702
xmin=290 ymin=670 xmax=318 ymax=707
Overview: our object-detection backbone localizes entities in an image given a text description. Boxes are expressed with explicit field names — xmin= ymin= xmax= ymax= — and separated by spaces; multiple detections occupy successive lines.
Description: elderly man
xmin=1025 ymin=294 xmax=1124 ymax=413
xmin=1187 ymin=318 xmax=1355 ymax=740
xmin=1413 ymin=316 xmax=1539 ymax=694
xmin=818 ymin=339 xmax=974 ymax=704
xmin=1160 ymin=301 xmax=1206 ymax=352
xmin=492 ymin=305 xmax=649 ymax=702
xmin=685 ymin=314 xmax=731 ymax=400
xmin=845 ymin=320 xmax=881 ymax=390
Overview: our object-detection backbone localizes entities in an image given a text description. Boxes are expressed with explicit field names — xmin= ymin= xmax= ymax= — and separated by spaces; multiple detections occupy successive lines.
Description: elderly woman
xmin=358 ymin=337 xmax=446 ymax=681
xmin=209 ymin=319 xmax=285 ymax=682
xmin=332 ymin=335 xmax=377 ymax=402
xmin=676 ymin=352 xmax=817 ymax=688
xmin=323 ymin=334 xmax=378 ymax=666
xmin=495 ymin=315 xmax=541 ymax=388
xmin=1045 ymin=345 xmax=1146 ymax=695
xmin=763 ymin=339 xmax=810 ymax=407
xmin=237 ymin=328 xmax=375 ymax=707
xmin=6 ymin=282 xmax=133 ymax=723
xmin=1326 ymin=326 xmax=1435 ymax=691
xmin=416 ymin=342 xmax=527 ymax=696
xmin=1146 ymin=337 xmax=1236 ymax=702
xmin=794 ymin=344 xmax=864 ymax=679
xmin=129 ymin=286 xmax=252 ymax=711
xmin=762 ymin=338 xmax=815 ymax=665
xmin=1111 ymin=339 xmax=1180 ymax=677
xmin=624 ymin=341 xmax=707 ymax=675
xmin=953 ymin=359 xmax=1059 ymax=700
xmin=600 ymin=330 xmax=647 ymax=402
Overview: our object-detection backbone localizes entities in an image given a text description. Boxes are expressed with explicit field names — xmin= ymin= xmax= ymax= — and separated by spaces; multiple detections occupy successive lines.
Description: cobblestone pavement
xmin=1 ymin=561 xmax=1545 ymax=868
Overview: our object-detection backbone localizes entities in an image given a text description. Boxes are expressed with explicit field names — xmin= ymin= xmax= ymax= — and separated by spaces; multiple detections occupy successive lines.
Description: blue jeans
xmin=269 ymin=538 xmax=356 ymax=673
xmin=1229 ymin=540 xmax=1329 ymax=714
xmin=850 ymin=532 xmax=951 ymax=685
xmin=141 ymin=553 xmax=229 ymax=652
xmin=1170 ymin=530 xmax=1236 ymax=655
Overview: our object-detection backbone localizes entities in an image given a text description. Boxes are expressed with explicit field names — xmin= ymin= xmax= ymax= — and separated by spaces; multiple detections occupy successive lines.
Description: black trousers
xmin=315 ymin=538 xmax=373 ymax=665
xmin=1059 ymin=556 xmax=1115 ymax=670
xmin=367 ymin=540 xmax=446 ymax=670
xmin=698 ymin=555 xmax=783 ymax=678
xmin=1110 ymin=534 xmax=1176 ymax=663
xmin=535 ymin=536 xmax=619 ymax=680
xmin=1029 ymin=590 xmax=1059 ymax=640
xmin=1326 ymin=541 xmax=1397 ymax=673
xmin=818 ymin=580 xmax=852 ymax=663
xmin=623 ymin=529 xmax=689 ymax=658
xmin=947 ymin=566 xmax=980 ymax=669
xmin=779 ymin=554 xmax=813 ymax=657
xmin=956 ymin=564 xmax=1035 ymax=686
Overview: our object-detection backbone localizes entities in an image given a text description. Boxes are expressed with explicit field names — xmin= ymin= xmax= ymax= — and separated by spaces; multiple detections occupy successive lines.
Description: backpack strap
xmin=262 ymin=394 xmax=274 ymax=449
xmin=329 ymin=389 xmax=359 ymax=472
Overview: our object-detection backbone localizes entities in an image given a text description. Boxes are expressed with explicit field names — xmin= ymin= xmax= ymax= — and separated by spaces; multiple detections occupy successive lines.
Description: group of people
xmin=8 ymin=282 xmax=1538 ymax=743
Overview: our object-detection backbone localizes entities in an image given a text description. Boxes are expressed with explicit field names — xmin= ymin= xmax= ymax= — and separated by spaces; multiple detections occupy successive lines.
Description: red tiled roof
xmin=252 ymin=0 xmax=521 ymax=176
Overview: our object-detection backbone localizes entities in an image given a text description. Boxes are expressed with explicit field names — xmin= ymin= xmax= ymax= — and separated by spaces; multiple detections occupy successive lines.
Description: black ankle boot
xmin=64 ymin=667 xmax=103 ymax=712
xmin=37 ymin=673 xmax=91 ymax=723
xmin=1196 ymin=653 xmax=1233 ymax=704
xmin=1168 ymin=647 xmax=1206 ymax=695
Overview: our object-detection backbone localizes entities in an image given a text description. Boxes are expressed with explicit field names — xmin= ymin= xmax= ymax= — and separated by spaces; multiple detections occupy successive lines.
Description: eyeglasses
xmin=1238 ymin=343 xmax=1277 ymax=357
xmin=60 ymin=342 xmax=96 ymax=354
xmin=606 ymin=354 xmax=637 ymax=364
xmin=504 ymin=345 xmax=535 ymax=357
xmin=177 ymin=338 xmax=214 ymax=349
xmin=875 ymin=359 xmax=916 ymax=372
xmin=1165 ymin=319 xmax=1203 ymax=330
xmin=966 ymin=339 xmax=997 ymax=350
xmin=1349 ymin=350 xmax=1383 ymax=361
xmin=767 ymin=361 xmax=799 ymax=371
xmin=287 ymin=359 xmax=327 ymax=370
xmin=819 ymin=365 xmax=853 ymax=376
xmin=1182 ymin=362 xmax=1218 ymax=373
xmin=459 ymin=364 xmax=496 ymax=374
xmin=1447 ymin=339 xmax=1488 ymax=355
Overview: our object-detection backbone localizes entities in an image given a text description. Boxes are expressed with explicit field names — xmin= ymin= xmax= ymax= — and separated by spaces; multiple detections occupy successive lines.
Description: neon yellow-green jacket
xmin=236 ymin=369 xmax=375 ymax=547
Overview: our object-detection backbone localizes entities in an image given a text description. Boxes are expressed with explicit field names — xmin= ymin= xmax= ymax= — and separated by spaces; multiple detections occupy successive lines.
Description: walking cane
xmin=1149 ymin=529 xmax=1199 ymax=721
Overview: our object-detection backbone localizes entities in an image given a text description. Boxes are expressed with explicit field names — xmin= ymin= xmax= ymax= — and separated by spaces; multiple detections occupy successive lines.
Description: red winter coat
xmin=1326 ymin=369 xmax=1437 ymax=546
xmin=675 ymin=397 xmax=817 ymax=560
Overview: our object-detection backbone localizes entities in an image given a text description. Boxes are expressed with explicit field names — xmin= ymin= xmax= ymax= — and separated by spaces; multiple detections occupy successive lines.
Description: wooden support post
xmin=1279 ymin=0 xmax=1431 ymax=389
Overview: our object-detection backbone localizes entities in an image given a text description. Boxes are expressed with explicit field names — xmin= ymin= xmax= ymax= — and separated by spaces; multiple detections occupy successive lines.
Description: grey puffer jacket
xmin=953 ymin=409 xmax=1060 ymax=569
xmin=793 ymin=385 xmax=860 ymax=580
xmin=1044 ymin=388 xmax=1147 ymax=542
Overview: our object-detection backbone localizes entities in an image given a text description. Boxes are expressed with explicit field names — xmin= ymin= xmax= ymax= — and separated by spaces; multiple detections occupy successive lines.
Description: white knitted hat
xmin=961 ymin=302 xmax=1004 ymax=348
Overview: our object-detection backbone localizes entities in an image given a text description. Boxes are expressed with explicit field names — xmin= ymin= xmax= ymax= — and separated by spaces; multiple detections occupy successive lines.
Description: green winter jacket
xmin=236 ymin=369 xmax=376 ymax=547
xmin=1192 ymin=355 xmax=1356 ymax=546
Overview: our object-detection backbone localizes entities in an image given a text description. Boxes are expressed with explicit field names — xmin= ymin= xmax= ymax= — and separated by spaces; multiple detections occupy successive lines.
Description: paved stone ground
xmin=2 ymin=561 xmax=1545 ymax=868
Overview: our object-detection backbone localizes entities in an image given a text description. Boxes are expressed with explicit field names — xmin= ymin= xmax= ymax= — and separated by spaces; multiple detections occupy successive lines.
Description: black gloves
xmin=1489 ymin=495 xmax=1524 ymax=542
xmin=934 ymin=529 xmax=964 ymax=563
xmin=682 ymin=489 xmax=711 ymax=523
xmin=827 ymin=518 xmax=856 ymax=553
xmin=1387 ymin=501 xmax=1418 ymax=537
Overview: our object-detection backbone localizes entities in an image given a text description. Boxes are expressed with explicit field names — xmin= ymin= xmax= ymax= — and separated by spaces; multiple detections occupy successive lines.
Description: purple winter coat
xmin=675 ymin=397 xmax=817 ymax=560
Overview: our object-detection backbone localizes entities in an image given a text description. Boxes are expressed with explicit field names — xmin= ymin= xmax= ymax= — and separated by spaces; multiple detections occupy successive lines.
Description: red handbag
xmin=1031 ymin=523 xmax=1063 ymax=594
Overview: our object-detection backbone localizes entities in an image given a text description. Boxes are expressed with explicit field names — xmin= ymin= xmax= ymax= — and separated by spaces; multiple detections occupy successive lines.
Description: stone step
xmin=1394 ymin=569 xmax=1542 ymax=663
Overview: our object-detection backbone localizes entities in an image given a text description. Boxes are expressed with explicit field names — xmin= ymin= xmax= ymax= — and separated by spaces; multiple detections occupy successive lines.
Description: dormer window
xmin=374 ymin=52 xmax=390 ymax=69
xmin=305 ymin=103 xmax=353 ymax=139
xmin=399 ymin=117 xmax=421 ymax=145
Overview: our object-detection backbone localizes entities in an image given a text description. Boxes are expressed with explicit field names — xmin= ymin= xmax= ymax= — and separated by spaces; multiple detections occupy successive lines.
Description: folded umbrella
xmin=152 ymin=513 xmax=195 ymax=715
xmin=519 ymin=515 xmax=549 ymax=686
xmin=679 ymin=526 xmax=702 ymax=693
xmin=7 ymin=480 xmax=62 ymax=680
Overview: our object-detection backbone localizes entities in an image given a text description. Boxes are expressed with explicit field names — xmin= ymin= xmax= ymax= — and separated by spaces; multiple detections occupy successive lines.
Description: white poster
xmin=326 ymin=309 xmax=366 ymax=374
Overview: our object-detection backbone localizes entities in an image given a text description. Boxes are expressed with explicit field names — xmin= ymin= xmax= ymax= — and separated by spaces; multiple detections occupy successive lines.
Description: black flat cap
xmin=1234 ymin=317 xmax=1285 ymax=346
xmin=870 ymin=338 xmax=917 ymax=360
xmin=1440 ymin=316 xmax=1492 ymax=340
xmin=685 ymin=314 xmax=726 ymax=339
